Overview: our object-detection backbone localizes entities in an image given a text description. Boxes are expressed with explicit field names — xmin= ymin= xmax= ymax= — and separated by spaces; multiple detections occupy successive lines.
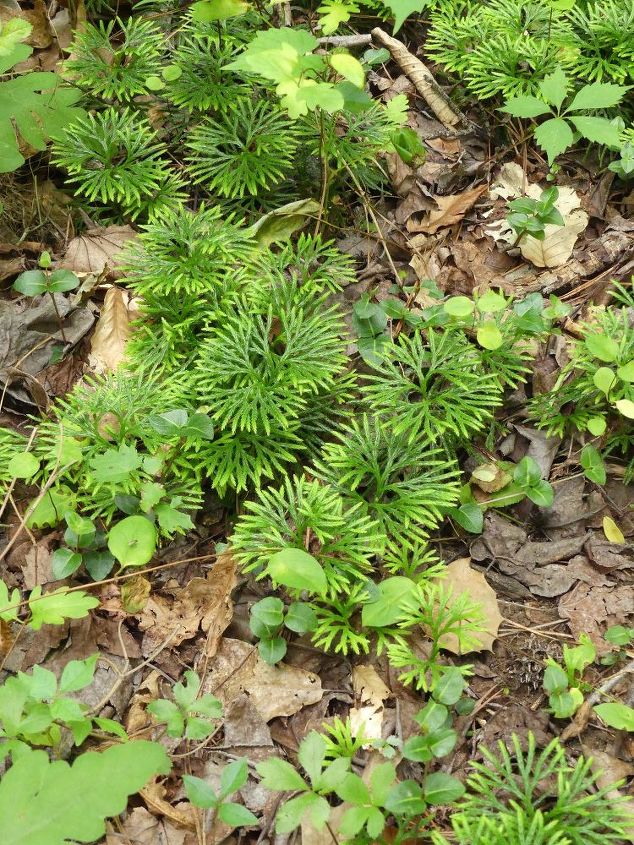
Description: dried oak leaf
xmin=409 ymin=185 xmax=487 ymax=234
xmin=59 ymin=225 xmax=136 ymax=277
xmin=440 ymin=557 xmax=502 ymax=653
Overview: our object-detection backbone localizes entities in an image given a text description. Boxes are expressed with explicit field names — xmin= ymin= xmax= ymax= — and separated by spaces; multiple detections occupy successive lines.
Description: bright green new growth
xmin=500 ymin=67 xmax=626 ymax=165
xmin=195 ymin=284 xmax=347 ymax=436
xmin=449 ymin=734 xmax=632 ymax=845
xmin=51 ymin=108 xmax=184 ymax=220
xmin=231 ymin=476 xmax=384 ymax=597
xmin=425 ymin=0 xmax=634 ymax=101
xmin=314 ymin=415 xmax=460 ymax=551
xmin=362 ymin=329 xmax=503 ymax=444
xmin=186 ymin=99 xmax=300 ymax=198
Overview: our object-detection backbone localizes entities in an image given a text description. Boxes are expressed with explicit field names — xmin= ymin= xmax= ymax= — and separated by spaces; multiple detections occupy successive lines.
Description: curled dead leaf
xmin=350 ymin=664 xmax=391 ymax=742
xmin=59 ymin=225 xmax=137 ymax=277
xmin=409 ymin=185 xmax=487 ymax=234
xmin=89 ymin=287 xmax=134 ymax=374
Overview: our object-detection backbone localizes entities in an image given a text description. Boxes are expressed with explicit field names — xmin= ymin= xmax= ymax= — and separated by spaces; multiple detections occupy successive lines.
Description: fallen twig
xmin=370 ymin=27 xmax=468 ymax=130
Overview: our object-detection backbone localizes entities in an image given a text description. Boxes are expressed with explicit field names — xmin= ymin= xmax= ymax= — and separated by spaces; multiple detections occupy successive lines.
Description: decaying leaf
xmin=88 ymin=286 xmax=136 ymax=374
xmin=559 ymin=582 xmax=634 ymax=653
xmin=440 ymin=557 xmax=502 ymax=652
xmin=59 ymin=225 xmax=137 ymax=277
xmin=137 ymin=556 xmax=236 ymax=658
xmin=350 ymin=664 xmax=391 ymax=741
xmin=202 ymin=638 xmax=322 ymax=721
xmin=409 ymin=185 xmax=487 ymax=234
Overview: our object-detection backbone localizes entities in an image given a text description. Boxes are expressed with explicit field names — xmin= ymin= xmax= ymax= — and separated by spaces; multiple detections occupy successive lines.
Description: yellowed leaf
xmin=616 ymin=399 xmax=634 ymax=419
xmin=89 ymin=286 xmax=133 ymax=374
xmin=410 ymin=185 xmax=487 ymax=234
xmin=471 ymin=462 xmax=511 ymax=493
xmin=439 ymin=557 xmax=502 ymax=653
xmin=603 ymin=516 xmax=625 ymax=545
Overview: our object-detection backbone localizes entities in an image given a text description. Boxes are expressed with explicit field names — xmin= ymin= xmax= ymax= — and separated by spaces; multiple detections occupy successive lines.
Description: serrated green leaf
xmin=570 ymin=116 xmax=622 ymax=150
xmin=382 ymin=0 xmax=426 ymax=31
xmin=534 ymin=117 xmax=574 ymax=164
xmin=568 ymin=82 xmax=627 ymax=112
xmin=256 ymin=757 xmax=308 ymax=792
xmin=0 ymin=73 xmax=83 ymax=172
xmin=538 ymin=67 xmax=569 ymax=110
xmin=500 ymin=95 xmax=551 ymax=118
xmin=218 ymin=802 xmax=259 ymax=827
xmin=28 ymin=587 xmax=99 ymax=631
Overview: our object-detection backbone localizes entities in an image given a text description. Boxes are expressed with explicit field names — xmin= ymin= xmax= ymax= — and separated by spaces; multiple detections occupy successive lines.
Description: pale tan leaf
xmin=410 ymin=185 xmax=487 ymax=234
xmin=440 ymin=557 xmax=502 ymax=653
xmin=89 ymin=286 xmax=133 ymax=374
xmin=59 ymin=225 xmax=137 ymax=277
xmin=350 ymin=665 xmax=391 ymax=741
xmin=519 ymin=208 xmax=588 ymax=268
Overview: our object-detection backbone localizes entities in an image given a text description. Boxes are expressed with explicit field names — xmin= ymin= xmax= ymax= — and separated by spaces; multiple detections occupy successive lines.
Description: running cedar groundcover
xmin=0 ymin=0 xmax=633 ymax=842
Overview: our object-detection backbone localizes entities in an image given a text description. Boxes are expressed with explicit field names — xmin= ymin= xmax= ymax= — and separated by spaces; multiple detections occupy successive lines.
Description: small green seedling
xmin=609 ymin=143 xmax=634 ymax=180
xmin=13 ymin=253 xmax=79 ymax=343
xmin=506 ymin=187 xmax=565 ymax=242
xmin=249 ymin=597 xmax=317 ymax=664
xmin=601 ymin=625 xmax=634 ymax=666
xmin=52 ymin=511 xmax=115 ymax=582
xmin=543 ymin=633 xmax=595 ymax=718
xmin=183 ymin=758 xmax=258 ymax=828
xmin=501 ymin=67 xmax=626 ymax=166
xmin=147 ymin=670 xmax=222 ymax=740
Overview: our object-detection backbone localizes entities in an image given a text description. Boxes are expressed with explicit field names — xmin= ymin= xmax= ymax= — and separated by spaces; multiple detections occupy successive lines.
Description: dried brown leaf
xmin=440 ymin=557 xmax=502 ymax=652
xmin=410 ymin=185 xmax=487 ymax=234
xmin=59 ymin=225 xmax=136 ymax=277
xmin=350 ymin=665 xmax=391 ymax=741
xmin=202 ymin=638 xmax=322 ymax=721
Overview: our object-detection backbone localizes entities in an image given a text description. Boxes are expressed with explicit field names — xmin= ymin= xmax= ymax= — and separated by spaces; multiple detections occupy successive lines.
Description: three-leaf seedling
xmin=506 ymin=186 xmax=565 ymax=242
